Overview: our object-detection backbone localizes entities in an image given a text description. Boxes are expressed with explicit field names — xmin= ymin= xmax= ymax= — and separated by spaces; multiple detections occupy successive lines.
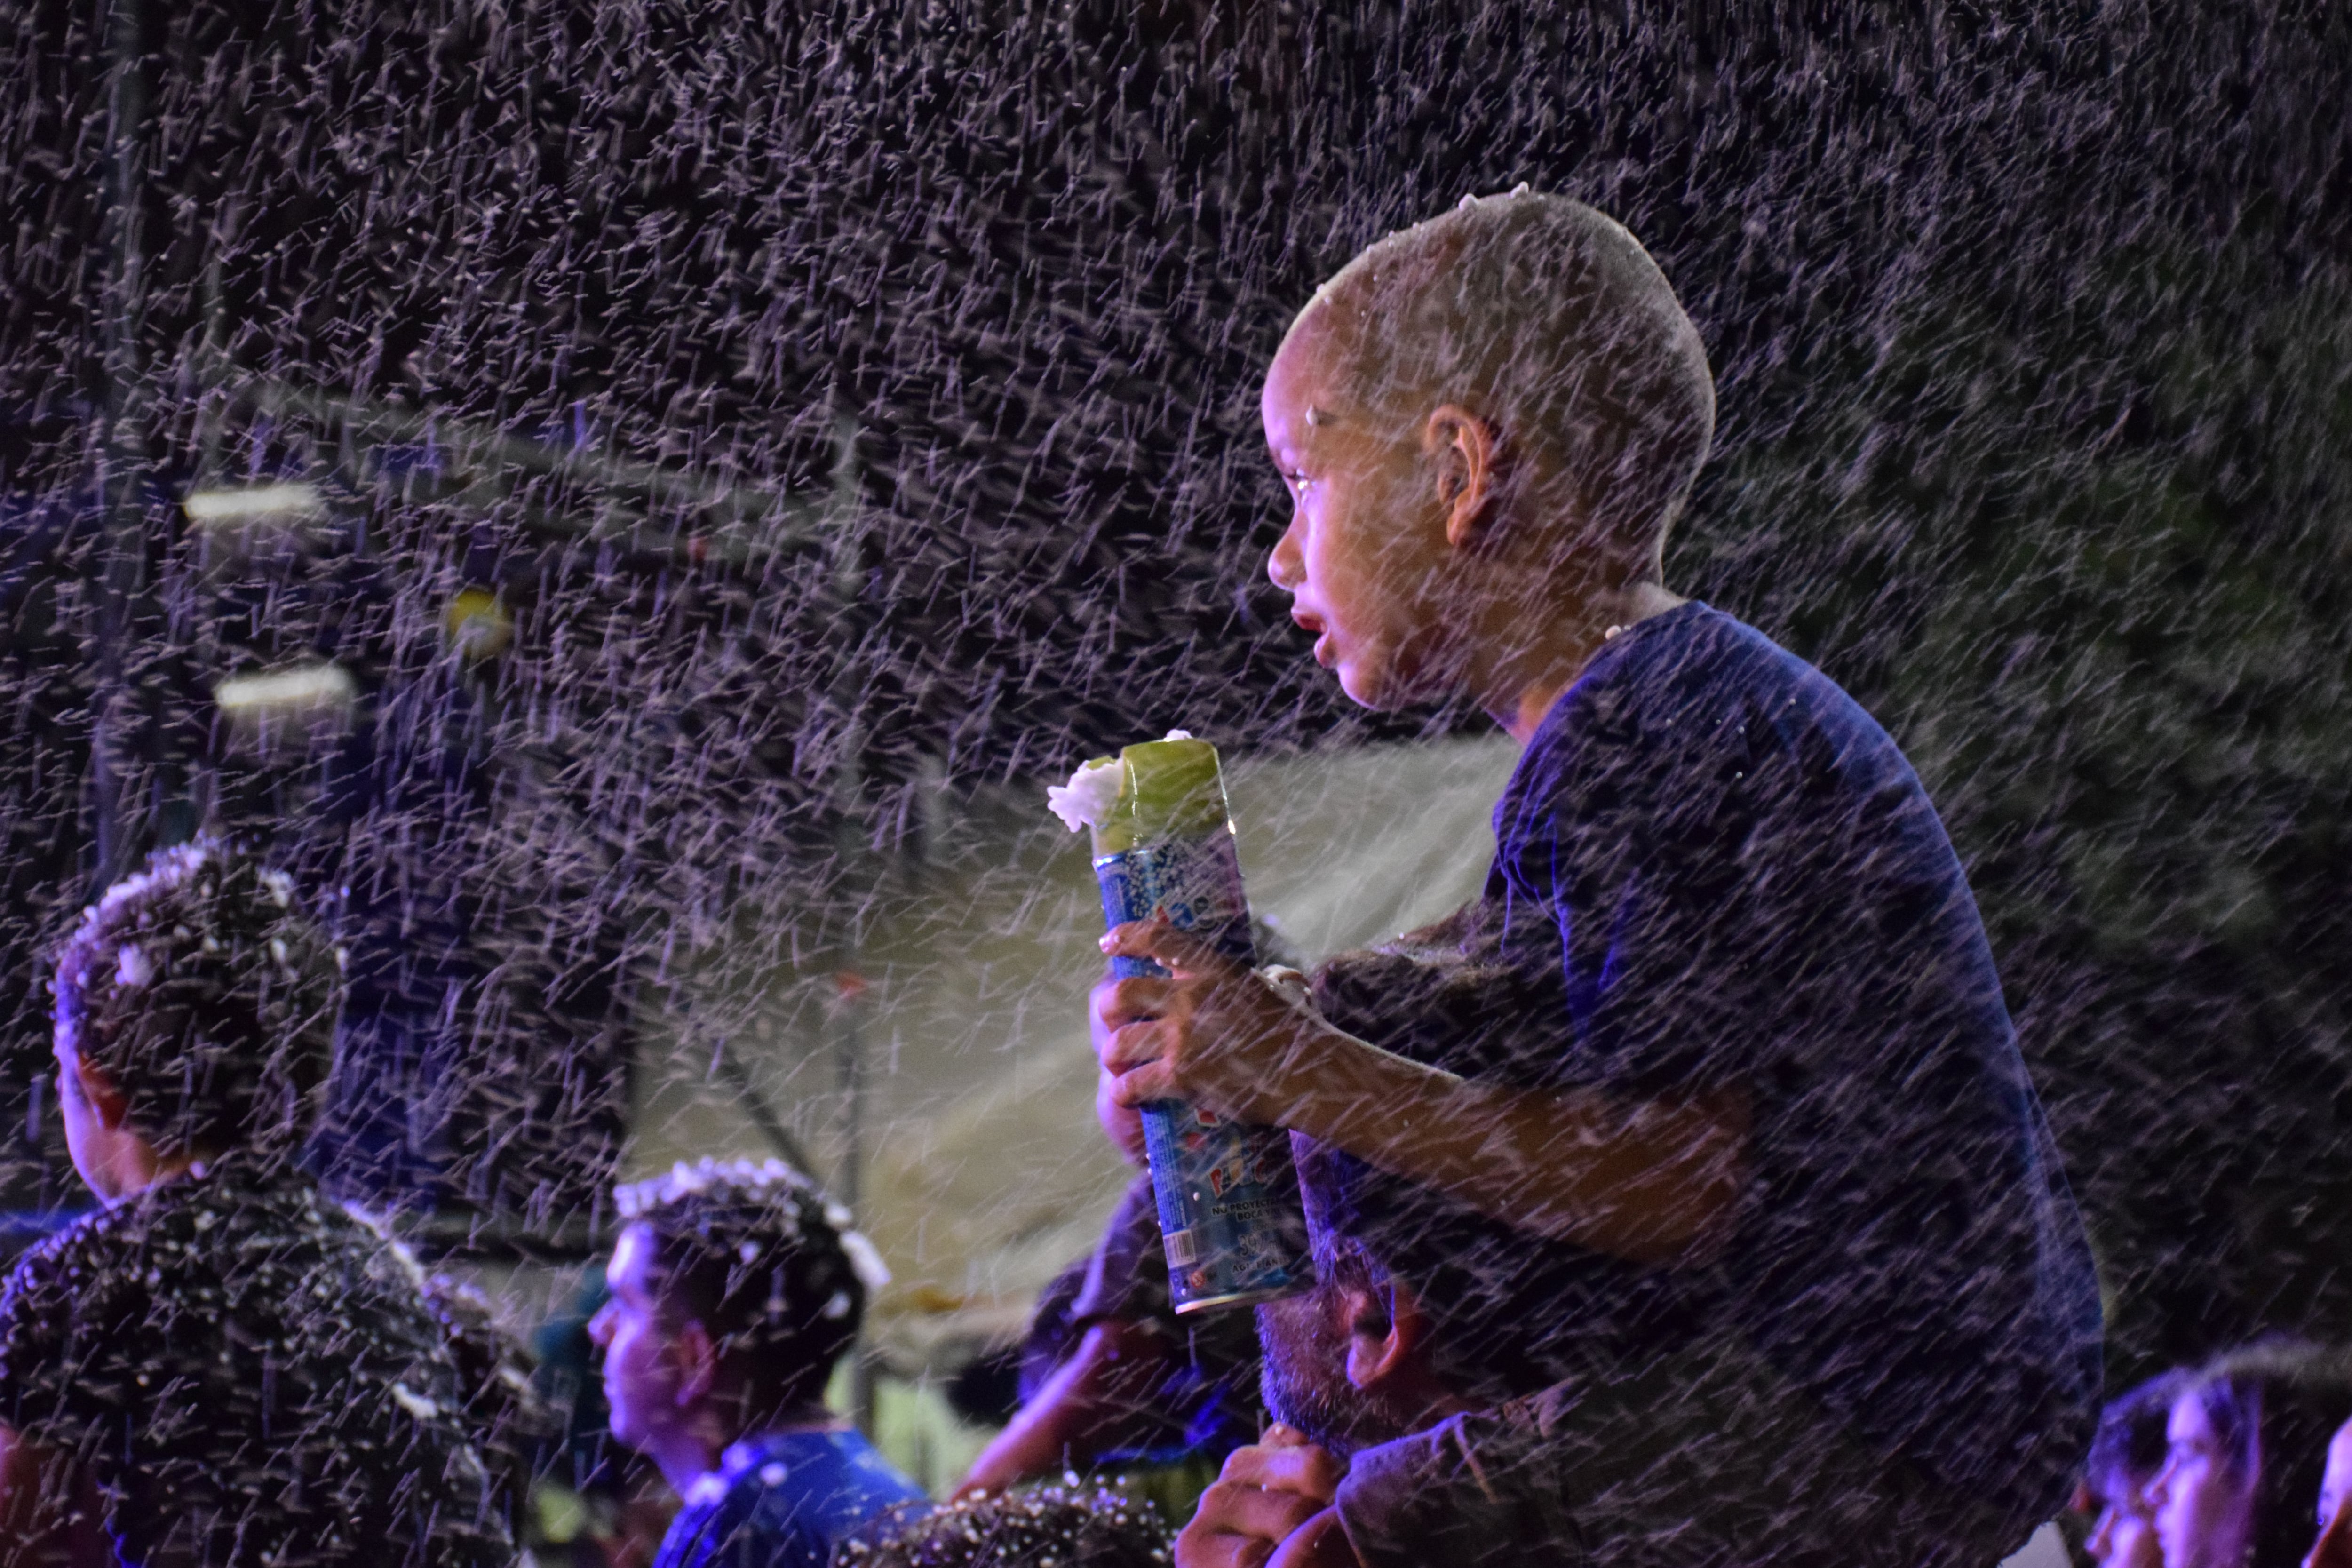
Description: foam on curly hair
xmin=49 ymin=840 xmax=340 ymax=1158
xmin=841 ymin=1483 xmax=1170 ymax=1568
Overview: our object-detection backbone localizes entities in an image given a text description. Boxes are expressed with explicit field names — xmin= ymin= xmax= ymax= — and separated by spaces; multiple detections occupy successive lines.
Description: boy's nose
xmin=587 ymin=1302 xmax=615 ymax=1346
xmin=1268 ymin=525 xmax=1305 ymax=591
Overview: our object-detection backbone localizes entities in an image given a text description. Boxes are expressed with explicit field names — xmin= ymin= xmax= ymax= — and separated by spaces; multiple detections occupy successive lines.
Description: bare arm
xmin=955 ymin=1319 xmax=1169 ymax=1498
xmin=1098 ymin=919 xmax=1747 ymax=1268
xmin=0 ymin=1425 xmax=108 ymax=1568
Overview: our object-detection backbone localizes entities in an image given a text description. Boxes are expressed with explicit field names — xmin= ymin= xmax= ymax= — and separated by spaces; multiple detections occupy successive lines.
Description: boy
xmin=1095 ymin=190 xmax=2102 ymax=1565
xmin=588 ymin=1158 xmax=925 ymax=1568
xmin=0 ymin=842 xmax=510 ymax=1566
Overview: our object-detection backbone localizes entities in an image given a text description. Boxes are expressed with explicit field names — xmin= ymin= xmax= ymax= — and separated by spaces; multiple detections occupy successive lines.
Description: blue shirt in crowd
xmin=651 ymin=1427 xmax=929 ymax=1568
xmin=1312 ymin=602 xmax=2103 ymax=1528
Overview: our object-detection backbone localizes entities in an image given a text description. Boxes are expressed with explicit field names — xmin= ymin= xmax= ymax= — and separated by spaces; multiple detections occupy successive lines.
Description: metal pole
xmin=823 ymin=406 xmax=882 ymax=1436
xmin=88 ymin=0 xmax=155 ymax=894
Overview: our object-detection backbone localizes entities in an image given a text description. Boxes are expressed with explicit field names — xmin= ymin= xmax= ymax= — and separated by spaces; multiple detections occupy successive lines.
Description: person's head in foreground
xmin=1261 ymin=186 xmax=1713 ymax=727
xmin=2149 ymin=1341 xmax=2352 ymax=1568
xmin=48 ymin=838 xmax=338 ymax=1197
xmin=2081 ymin=1371 xmax=2190 ymax=1568
xmin=842 ymin=1485 xmax=1171 ymax=1568
xmin=590 ymin=1158 xmax=891 ymax=1488
xmin=1253 ymin=1198 xmax=1474 ymax=1464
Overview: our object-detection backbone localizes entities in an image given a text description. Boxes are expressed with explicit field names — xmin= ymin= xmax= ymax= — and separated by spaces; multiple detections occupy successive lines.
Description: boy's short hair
xmin=614 ymin=1158 xmax=889 ymax=1401
xmin=842 ymin=1484 xmax=1170 ymax=1568
xmin=49 ymin=840 xmax=340 ymax=1156
xmin=1314 ymin=188 xmax=1715 ymax=555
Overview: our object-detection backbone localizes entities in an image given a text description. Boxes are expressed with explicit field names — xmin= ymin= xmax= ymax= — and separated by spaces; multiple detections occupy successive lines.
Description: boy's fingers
xmin=1110 ymin=1059 xmax=1176 ymax=1107
xmin=1104 ymin=973 xmax=1175 ymax=1022
xmin=1102 ymin=1020 xmax=1169 ymax=1075
xmin=1102 ymin=914 xmax=1229 ymax=975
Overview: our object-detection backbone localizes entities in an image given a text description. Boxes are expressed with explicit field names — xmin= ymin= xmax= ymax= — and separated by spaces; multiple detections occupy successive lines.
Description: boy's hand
xmin=1098 ymin=915 xmax=1327 ymax=1127
xmin=1089 ymin=971 xmax=1154 ymax=1163
xmin=1176 ymin=1425 xmax=1346 ymax=1568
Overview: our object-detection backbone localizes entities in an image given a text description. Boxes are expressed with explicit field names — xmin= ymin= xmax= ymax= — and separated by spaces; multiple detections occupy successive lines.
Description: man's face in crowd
xmin=1262 ymin=304 xmax=1459 ymax=713
xmin=1255 ymin=1270 xmax=1423 ymax=1460
xmin=589 ymin=1224 xmax=692 ymax=1454
xmin=2150 ymin=1393 xmax=2257 ymax=1568
xmin=2083 ymin=1471 xmax=2164 ymax=1568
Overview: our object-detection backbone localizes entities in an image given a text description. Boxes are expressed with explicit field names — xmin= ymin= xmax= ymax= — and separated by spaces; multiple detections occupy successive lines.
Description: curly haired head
xmin=49 ymin=840 xmax=340 ymax=1158
xmin=840 ymin=1484 xmax=1170 ymax=1568
xmin=614 ymin=1158 xmax=890 ymax=1405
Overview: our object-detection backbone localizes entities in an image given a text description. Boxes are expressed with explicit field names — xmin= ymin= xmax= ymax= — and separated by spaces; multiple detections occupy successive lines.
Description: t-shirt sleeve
xmin=1491 ymin=683 xmax=1786 ymax=1096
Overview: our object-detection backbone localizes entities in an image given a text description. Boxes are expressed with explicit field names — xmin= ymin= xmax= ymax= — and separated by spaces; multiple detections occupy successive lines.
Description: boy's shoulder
xmin=1541 ymin=603 xmax=1884 ymax=754
xmin=671 ymin=1431 xmax=927 ymax=1568
xmin=1509 ymin=603 xmax=1916 ymax=823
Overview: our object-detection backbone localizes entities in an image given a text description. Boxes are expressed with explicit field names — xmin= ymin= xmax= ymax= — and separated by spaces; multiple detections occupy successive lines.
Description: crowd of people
xmin=2076 ymin=1349 xmax=2352 ymax=1568
xmin=1 ymin=191 xmax=2340 ymax=1568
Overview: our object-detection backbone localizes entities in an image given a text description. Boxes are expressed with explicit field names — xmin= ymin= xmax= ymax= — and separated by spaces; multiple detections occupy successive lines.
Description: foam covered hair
xmin=615 ymin=1157 xmax=889 ymax=1386
xmin=50 ymin=840 xmax=341 ymax=1157
xmin=841 ymin=1483 xmax=1171 ymax=1568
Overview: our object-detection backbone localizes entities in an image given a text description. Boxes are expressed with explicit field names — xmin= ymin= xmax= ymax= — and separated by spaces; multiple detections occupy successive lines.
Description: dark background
xmin=1 ymin=0 xmax=2347 ymax=1383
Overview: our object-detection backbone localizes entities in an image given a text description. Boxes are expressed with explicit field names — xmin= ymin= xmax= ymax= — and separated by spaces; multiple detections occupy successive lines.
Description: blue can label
xmin=1097 ymin=834 xmax=1310 ymax=1311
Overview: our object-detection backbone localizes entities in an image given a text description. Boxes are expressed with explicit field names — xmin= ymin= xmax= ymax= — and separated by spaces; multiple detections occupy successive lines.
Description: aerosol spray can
xmin=1052 ymin=734 xmax=1311 ymax=1313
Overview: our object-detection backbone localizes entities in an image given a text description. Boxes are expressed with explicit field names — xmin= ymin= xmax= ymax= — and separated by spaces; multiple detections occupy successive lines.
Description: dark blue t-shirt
xmin=1310 ymin=603 xmax=2102 ymax=1520
xmin=652 ymin=1427 xmax=928 ymax=1568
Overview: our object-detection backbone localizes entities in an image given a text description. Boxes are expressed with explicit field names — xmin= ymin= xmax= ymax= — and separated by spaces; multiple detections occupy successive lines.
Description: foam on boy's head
xmin=1299 ymin=190 xmax=1715 ymax=564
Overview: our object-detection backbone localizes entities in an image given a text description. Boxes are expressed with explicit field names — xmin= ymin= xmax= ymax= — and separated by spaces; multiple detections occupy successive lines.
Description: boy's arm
xmin=1099 ymin=918 xmax=1748 ymax=1268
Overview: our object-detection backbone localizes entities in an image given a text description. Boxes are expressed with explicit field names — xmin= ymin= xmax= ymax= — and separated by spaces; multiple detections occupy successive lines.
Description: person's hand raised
xmin=1097 ymin=913 xmax=1324 ymax=1127
xmin=1176 ymin=1425 xmax=1351 ymax=1568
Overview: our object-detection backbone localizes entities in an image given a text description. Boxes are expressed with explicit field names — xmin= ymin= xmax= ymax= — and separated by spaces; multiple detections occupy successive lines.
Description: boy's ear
xmin=672 ymin=1318 xmax=720 ymax=1408
xmin=68 ymin=1054 xmax=132 ymax=1133
xmin=1423 ymin=405 xmax=1500 ymax=549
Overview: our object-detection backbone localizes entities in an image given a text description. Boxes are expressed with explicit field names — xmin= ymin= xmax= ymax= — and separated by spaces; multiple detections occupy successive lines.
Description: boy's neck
xmin=659 ymin=1392 xmax=845 ymax=1492
xmin=1482 ymin=580 xmax=1685 ymax=744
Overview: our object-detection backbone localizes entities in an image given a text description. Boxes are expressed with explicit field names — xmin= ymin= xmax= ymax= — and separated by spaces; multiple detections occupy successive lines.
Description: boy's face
xmin=1261 ymin=306 xmax=1458 ymax=710
xmin=588 ymin=1224 xmax=696 ymax=1453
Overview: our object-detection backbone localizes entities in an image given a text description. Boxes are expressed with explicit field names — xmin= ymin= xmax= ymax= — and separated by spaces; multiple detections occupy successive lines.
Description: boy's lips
xmin=1289 ymin=607 xmax=1335 ymax=666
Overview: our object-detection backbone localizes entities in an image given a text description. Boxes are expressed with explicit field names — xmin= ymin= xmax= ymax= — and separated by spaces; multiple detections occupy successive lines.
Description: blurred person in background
xmin=842 ymin=1482 xmax=1170 ymax=1568
xmin=2304 ymin=1416 xmax=2352 ymax=1568
xmin=955 ymin=1173 xmax=1260 ymax=1519
xmin=955 ymin=922 xmax=1300 ymax=1515
xmin=2081 ymin=1371 xmax=2190 ymax=1568
xmin=589 ymin=1158 xmax=923 ymax=1568
xmin=2150 ymin=1341 xmax=2352 ymax=1568
xmin=0 ymin=841 xmax=510 ymax=1567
